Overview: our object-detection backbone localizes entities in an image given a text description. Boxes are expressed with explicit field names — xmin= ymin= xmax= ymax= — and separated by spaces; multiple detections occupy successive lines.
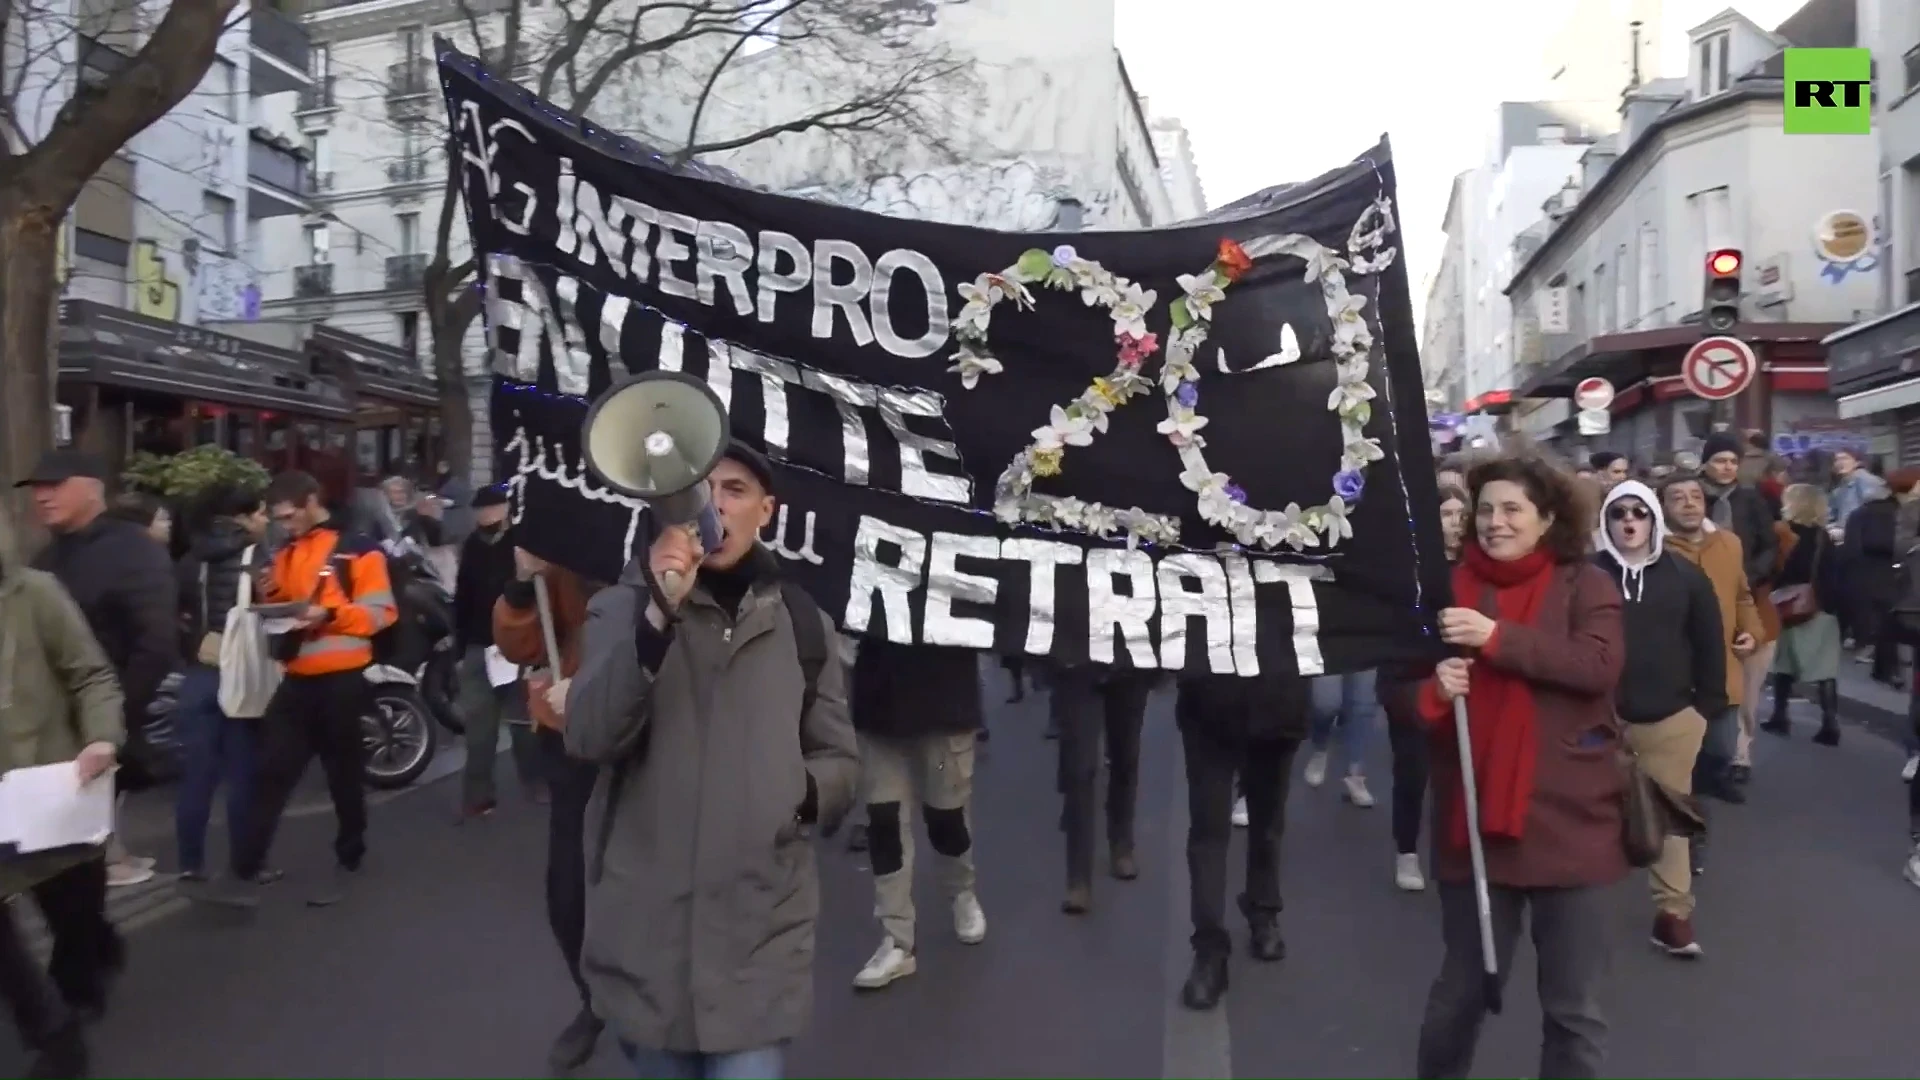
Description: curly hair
xmin=1465 ymin=453 xmax=1595 ymax=564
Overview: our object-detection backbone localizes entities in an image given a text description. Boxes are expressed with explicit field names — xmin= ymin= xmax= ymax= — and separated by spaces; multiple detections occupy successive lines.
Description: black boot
xmin=1179 ymin=949 xmax=1229 ymax=1010
xmin=1813 ymin=680 xmax=1841 ymax=746
xmin=1761 ymin=674 xmax=1794 ymax=736
xmin=1247 ymin=913 xmax=1286 ymax=962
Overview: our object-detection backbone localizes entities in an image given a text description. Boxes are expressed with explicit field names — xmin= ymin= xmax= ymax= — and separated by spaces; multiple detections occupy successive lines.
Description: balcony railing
xmin=250 ymin=5 xmax=310 ymax=75
xmin=1905 ymin=44 xmax=1920 ymax=96
xmin=386 ymin=58 xmax=433 ymax=100
xmin=297 ymin=75 xmax=336 ymax=113
xmin=295 ymin=263 xmax=334 ymax=298
xmin=1906 ymin=267 xmax=1920 ymax=306
xmin=247 ymin=134 xmax=309 ymax=196
xmin=386 ymin=157 xmax=431 ymax=184
xmin=386 ymin=253 xmax=429 ymax=292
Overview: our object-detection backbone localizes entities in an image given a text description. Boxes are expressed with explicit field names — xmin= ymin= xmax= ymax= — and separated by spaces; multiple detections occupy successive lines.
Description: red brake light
xmin=1708 ymin=251 xmax=1741 ymax=276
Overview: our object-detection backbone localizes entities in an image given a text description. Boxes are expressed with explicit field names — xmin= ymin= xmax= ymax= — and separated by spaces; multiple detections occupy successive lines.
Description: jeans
xmin=173 ymin=664 xmax=260 ymax=875
xmin=0 ymin=902 xmax=71 ymax=1050
xmin=233 ymin=670 xmax=370 ymax=878
xmin=1052 ymin=668 xmax=1150 ymax=886
xmin=1309 ymin=670 xmax=1379 ymax=774
xmin=539 ymin=728 xmax=597 ymax=1008
xmin=1179 ymin=721 xmax=1298 ymax=955
xmin=458 ymin=646 xmax=540 ymax=808
xmin=621 ymin=1041 xmax=784 ymax=1079
xmin=1416 ymin=883 xmax=1612 ymax=1079
xmin=26 ymin=858 xmax=122 ymax=1014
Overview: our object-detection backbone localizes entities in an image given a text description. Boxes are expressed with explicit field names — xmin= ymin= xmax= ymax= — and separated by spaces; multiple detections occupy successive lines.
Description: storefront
xmin=1512 ymin=322 xmax=1848 ymax=465
xmin=56 ymin=300 xmax=358 ymax=498
xmin=1830 ymin=302 xmax=1920 ymax=469
xmin=308 ymin=325 xmax=441 ymax=485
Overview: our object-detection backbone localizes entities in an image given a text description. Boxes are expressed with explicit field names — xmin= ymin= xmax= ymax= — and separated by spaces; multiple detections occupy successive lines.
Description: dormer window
xmin=1697 ymin=32 xmax=1730 ymax=97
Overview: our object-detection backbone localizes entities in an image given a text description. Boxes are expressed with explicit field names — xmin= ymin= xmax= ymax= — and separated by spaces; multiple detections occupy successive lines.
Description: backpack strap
xmin=781 ymin=583 xmax=827 ymax=721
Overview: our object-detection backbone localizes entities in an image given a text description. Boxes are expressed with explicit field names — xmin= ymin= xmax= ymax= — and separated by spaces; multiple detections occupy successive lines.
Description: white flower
xmin=1302 ymin=245 xmax=1349 ymax=284
xmin=1159 ymin=354 xmax=1199 ymax=393
xmin=1157 ymin=410 xmax=1210 ymax=446
xmin=1079 ymin=269 xmax=1120 ymax=309
xmin=1002 ymin=278 xmax=1037 ymax=310
xmin=958 ymin=275 xmax=1004 ymax=308
xmin=1176 ymin=270 xmax=1227 ymax=321
xmin=953 ymin=300 xmax=991 ymax=337
xmin=1317 ymin=497 xmax=1355 ymax=544
xmin=1350 ymin=248 xmax=1397 ymax=275
xmin=1033 ymin=404 xmax=1096 ymax=451
xmin=947 ymin=348 xmax=1003 ymax=390
xmin=1179 ymin=463 xmax=1231 ymax=496
xmin=1328 ymin=378 xmax=1376 ymax=415
xmin=1110 ymin=282 xmax=1157 ymax=339
xmin=1340 ymin=437 xmax=1387 ymax=474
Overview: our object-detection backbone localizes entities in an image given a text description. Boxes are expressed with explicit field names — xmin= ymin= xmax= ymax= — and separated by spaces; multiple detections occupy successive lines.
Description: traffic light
xmin=1703 ymin=248 xmax=1742 ymax=333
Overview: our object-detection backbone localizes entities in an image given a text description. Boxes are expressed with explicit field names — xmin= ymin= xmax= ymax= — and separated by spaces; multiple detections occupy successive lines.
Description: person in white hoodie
xmin=1591 ymin=481 xmax=1726 ymax=959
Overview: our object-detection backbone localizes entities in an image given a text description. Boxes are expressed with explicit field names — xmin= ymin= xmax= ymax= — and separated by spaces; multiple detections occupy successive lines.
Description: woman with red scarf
xmin=1413 ymin=455 xmax=1627 ymax=1080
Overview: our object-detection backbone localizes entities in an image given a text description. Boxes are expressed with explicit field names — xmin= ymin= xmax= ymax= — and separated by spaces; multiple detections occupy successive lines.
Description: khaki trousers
xmin=1624 ymin=709 xmax=1705 ymax=919
xmin=1735 ymin=642 xmax=1777 ymax=767
xmin=861 ymin=732 xmax=977 ymax=951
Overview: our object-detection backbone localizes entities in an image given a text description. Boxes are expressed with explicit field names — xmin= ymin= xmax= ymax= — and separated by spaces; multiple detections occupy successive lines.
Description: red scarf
xmin=1445 ymin=544 xmax=1557 ymax=850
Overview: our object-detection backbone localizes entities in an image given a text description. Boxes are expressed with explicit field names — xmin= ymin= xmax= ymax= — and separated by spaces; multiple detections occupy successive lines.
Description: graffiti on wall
xmin=132 ymin=240 xmax=181 ymax=321
xmin=1813 ymin=210 xmax=1880 ymax=283
xmin=196 ymin=250 xmax=260 ymax=322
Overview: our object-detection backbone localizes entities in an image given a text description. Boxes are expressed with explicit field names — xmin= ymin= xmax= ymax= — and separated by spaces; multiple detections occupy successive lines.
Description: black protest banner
xmin=438 ymin=44 xmax=1450 ymax=676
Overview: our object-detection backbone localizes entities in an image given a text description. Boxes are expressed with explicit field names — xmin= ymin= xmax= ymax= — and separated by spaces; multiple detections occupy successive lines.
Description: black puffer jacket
xmin=33 ymin=515 xmax=179 ymax=721
xmin=176 ymin=519 xmax=260 ymax=649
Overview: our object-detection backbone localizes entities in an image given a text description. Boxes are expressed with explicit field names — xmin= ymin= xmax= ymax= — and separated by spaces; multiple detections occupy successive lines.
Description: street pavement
xmin=5 ymin=664 xmax=1920 ymax=1078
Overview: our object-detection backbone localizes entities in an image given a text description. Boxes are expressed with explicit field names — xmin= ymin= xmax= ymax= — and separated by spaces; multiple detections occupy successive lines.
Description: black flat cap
xmin=15 ymin=449 xmax=107 ymax=488
xmin=721 ymin=440 xmax=775 ymax=494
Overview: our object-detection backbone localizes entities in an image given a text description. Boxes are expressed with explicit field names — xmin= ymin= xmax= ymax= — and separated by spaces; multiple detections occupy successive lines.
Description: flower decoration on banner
xmin=944 ymin=198 xmax=1398 ymax=553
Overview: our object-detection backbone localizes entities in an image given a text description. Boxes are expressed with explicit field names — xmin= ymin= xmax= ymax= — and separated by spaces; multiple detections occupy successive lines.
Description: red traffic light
xmin=1708 ymin=250 xmax=1742 ymax=276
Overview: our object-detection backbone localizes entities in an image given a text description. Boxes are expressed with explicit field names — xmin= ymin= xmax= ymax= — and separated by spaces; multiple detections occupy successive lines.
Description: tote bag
xmin=218 ymin=545 xmax=282 ymax=718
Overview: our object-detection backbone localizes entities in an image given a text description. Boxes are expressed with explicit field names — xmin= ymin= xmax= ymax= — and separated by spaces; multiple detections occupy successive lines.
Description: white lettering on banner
xmin=453 ymin=100 xmax=538 ymax=236
xmin=488 ymin=253 xmax=974 ymax=505
xmin=838 ymin=513 xmax=1330 ymax=673
xmin=551 ymin=160 xmax=951 ymax=360
xmin=761 ymin=505 xmax=823 ymax=565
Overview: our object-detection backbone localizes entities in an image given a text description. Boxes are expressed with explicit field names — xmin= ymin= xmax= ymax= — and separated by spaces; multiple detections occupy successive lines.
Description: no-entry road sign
xmin=1574 ymin=377 xmax=1615 ymax=411
xmin=1681 ymin=337 xmax=1757 ymax=401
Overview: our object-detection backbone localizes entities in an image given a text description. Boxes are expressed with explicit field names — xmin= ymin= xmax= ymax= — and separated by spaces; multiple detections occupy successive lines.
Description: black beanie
xmin=721 ymin=440 xmax=775 ymax=494
xmin=1700 ymin=432 xmax=1743 ymax=465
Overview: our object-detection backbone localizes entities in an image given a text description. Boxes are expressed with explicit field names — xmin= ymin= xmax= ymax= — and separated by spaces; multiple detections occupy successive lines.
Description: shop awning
xmin=57 ymin=299 xmax=351 ymax=418
xmin=310 ymin=325 xmax=437 ymax=408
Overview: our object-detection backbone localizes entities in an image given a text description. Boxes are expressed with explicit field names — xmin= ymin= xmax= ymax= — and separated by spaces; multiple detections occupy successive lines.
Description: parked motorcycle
xmin=358 ymin=540 xmax=459 ymax=790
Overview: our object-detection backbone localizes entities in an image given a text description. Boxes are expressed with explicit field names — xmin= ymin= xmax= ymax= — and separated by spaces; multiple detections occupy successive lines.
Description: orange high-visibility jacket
xmin=264 ymin=527 xmax=397 ymax=676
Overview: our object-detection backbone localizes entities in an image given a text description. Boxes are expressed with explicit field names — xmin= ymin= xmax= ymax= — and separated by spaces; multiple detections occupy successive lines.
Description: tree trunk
xmin=426 ymin=279 xmax=483 ymax=483
xmin=0 ymin=196 xmax=61 ymax=536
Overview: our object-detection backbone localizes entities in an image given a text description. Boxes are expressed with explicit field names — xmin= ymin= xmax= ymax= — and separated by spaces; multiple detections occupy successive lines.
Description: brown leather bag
xmin=1619 ymin=744 xmax=1706 ymax=867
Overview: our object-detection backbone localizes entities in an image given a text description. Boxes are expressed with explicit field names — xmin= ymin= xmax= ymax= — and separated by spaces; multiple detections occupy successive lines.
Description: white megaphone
xmin=581 ymin=371 xmax=731 ymax=594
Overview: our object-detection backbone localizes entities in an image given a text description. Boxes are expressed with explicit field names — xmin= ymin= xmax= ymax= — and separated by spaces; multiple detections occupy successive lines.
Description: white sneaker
xmin=1904 ymin=846 xmax=1920 ymax=890
xmin=1231 ymin=796 xmax=1249 ymax=828
xmin=107 ymin=861 xmax=154 ymax=887
xmin=953 ymin=891 xmax=987 ymax=944
xmin=1394 ymin=853 xmax=1426 ymax=891
xmin=1903 ymin=754 xmax=1918 ymax=783
xmin=1303 ymin=751 xmax=1329 ymax=788
xmin=1342 ymin=773 xmax=1375 ymax=808
xmin=853 ymin=938 xmax=916 ymax=989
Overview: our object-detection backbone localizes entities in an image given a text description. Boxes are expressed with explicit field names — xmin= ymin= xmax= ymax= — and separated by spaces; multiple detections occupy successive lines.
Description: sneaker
xmin=106 ymin=861 xmax=154 ymax=888
xmin=1394 ymin=853 xmax=1426 ymax=891
xmin=1342 ymin=773 xmax=1375 ymax=808
xmin=853 ymin=938 xmax=916 ymax=990
xmin=1903 ymin=754 xmax=1918 ymax=783
xmin=953 ymin=891 xmax=987 ymax=944
xmin=306 ymin=862 xmax=360 ymax=908
xmin=1650 ymin=912 xmax=1703 ymax=958
xmin=1904 ymin=847 xmax=1920 ymax=889
xmin=179 ymin=873 xmax=260 ymax=910
xmin=1230 ymin=796 xmax=1249 ymax=828
xmin=547 ymin=1006 xmax=603 ymax=1074
xmin=1302 ymin=751 xmax=1329 ymax=788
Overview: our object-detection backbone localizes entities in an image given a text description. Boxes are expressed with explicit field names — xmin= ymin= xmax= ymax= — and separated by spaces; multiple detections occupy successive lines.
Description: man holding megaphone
xmin=563 ymin=398 xmax=859 ymax=1079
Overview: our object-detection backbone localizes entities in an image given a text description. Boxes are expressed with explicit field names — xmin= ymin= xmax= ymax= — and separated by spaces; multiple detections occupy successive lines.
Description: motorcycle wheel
xmin=423 ymin=647 xmax=464 ymax=735
xmin=361 ymin=689 xmax=437 ymax=790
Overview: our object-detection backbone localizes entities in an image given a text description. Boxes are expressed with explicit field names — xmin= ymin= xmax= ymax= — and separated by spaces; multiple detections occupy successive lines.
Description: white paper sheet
xmin=0 ymin=763 xmax=114 ymax=855
xmin=484 ymin=645 xmax=520 ymax=688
